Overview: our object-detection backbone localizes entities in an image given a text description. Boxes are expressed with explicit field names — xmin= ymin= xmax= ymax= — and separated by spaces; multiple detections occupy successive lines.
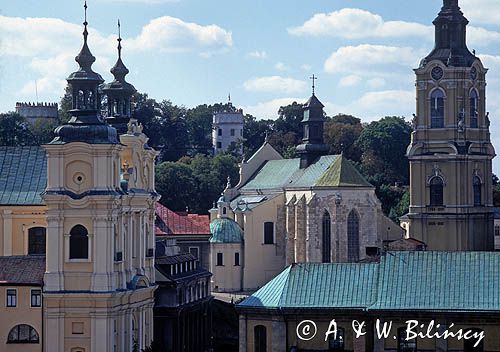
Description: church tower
xmin=42 ymin=4 xmax=156 ymax=351
xmin=407 ymin=0 xmax=495 ymax=250
xmin=296 ymin=76 xmax=329 ymax=169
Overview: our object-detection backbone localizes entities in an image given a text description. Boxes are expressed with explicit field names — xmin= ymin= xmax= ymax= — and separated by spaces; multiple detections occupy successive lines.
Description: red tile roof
xmin=155 ymin=203 xmax=211 ymax=236
xmin=0 ymin=256 xmax=45 ymax=286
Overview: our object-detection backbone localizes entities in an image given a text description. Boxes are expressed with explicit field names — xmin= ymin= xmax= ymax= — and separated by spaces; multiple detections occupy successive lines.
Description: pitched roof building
xmin=209 ymin=91 xmax=404 ymax=293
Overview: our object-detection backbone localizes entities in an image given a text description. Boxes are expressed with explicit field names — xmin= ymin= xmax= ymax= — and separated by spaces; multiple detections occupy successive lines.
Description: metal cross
xmin=84 ymin=1 xmax=88 ymax=23
xmin=310 ymin=74 xmax=317 ymax=95
xmin=118 ymin=19 xmax=121 ymax=39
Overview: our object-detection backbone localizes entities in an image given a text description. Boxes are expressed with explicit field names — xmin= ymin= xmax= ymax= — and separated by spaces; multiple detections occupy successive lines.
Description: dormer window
xmin=431 ymin=89 xmax=445 ymax=128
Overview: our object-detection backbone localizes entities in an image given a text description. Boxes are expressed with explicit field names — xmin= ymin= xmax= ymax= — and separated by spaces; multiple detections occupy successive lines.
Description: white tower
xmin=212 ymin=98 xmax=244 ymax=155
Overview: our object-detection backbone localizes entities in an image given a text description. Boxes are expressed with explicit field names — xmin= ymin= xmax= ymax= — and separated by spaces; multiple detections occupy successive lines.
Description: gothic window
xmin=398 ymin=327 xmax=416 ymax=352
xmin=234 ymin=252 xmax=240 ymax=266
xmin=322 ymin=211 xmax=332 ymax=263
xmin=263 ymin=222 xmax=274 ymax=244
xmin=430 ymin=177 xmax=444 ymax=206
xmin=473 ymin=176 xmax=482 ymax=206
xmin=470 ymin=89 xmax=479 ymax=128
xmin=28 ymin=227 xmax=46 ymax=255
xmin=7 ymin=324 xmax=39 ymax=344
xmin=430 ymin=89 xmax=445 ymax=128
xmin=69 ymin=225 xmax=89 ymax=259
xmin=464 ymin=329 xmax=484 ymax=351
xmin=254 ymin=325 xmax=267 ymax=352
xmin=328 ymin=327 xmax=345 ymax=351
xmin=347 ymin=210 xmax=360 ymax=262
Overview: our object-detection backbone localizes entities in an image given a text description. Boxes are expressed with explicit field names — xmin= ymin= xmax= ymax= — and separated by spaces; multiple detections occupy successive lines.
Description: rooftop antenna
xmin=309 ymin=74 xmax=317 ymax=95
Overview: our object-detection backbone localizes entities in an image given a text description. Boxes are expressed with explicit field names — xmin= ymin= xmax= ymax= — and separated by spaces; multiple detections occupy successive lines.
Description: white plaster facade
xmin=212 ymin=104 xmax=244 ymax=155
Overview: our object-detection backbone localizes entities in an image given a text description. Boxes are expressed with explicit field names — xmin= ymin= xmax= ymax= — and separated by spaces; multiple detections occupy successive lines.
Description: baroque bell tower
xmin=407 ymin=0 xmax=495 ymax=250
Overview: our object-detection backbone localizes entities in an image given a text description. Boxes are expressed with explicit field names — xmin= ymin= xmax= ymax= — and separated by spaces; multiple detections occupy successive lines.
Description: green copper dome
xmin=210 ymin=218 xmax=243 ymax=244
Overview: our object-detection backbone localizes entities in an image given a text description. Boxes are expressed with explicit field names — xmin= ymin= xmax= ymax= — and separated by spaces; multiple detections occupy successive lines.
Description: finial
xmin=228 ymin=93 xmax=231 ymax=103
xmin=83 ymin=1 xmax=88 ymax=41
xmin=264 ymin=131 xmax=270 ymax=143
xmin=84 ymin=1 xmax=88 ymax=23
xmin=226 ymin=176 xmax=231 ymax=189
xmin=310 ymin=74 xmax=317 ymax=95
xmin=117 ymin=19 xmax=122 ymax=59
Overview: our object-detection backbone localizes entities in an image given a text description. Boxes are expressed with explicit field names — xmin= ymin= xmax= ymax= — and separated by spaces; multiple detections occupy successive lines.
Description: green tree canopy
xmin=324 ymin=114 xmax=363 ymax=162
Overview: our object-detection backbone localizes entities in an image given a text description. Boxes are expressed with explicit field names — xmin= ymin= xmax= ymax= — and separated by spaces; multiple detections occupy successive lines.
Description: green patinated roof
xmin=240 ymin=263 xmax=378 ymax=310
xmin=316 ymin=154 xmax=372 ymax=187
xmin=241 ymin=154 xmax=372 ymax=191
xmin=0 ymin=147 xmax=47 ymax=205
xmin=238 ymin=252 xmax=500 ymax=312
xmin=209 ymin=218 xmax=243 ymax=244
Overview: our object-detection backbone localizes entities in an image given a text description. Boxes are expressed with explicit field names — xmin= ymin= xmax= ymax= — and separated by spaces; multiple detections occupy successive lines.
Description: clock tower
xmin=406 ymin=0 xmax=495 ymax=250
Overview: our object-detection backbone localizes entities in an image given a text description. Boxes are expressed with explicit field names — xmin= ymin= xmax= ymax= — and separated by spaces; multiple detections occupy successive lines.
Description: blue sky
xmin=2 ymin=0 xmax=500 ymax=171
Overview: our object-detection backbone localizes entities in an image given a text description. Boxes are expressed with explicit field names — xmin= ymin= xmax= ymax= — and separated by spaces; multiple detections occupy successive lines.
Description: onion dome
xmin=101 ymin=20 xmax=137 ymax=135
xmin=51 ymin=2 xmax=118 ymax=145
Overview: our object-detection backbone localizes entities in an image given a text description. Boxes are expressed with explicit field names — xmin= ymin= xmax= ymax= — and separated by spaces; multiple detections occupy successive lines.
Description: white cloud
xmin=243 ymin=76 xmax=307 ymax=94
xmin=326 ymin=90 xmax=414 ymax=122
xmin=301 ymin=64 xmax=312 ymax=71
xmin=324 ymin=44 xmax=418 ymax=75
xmin=0 ymin=14 xmax=232 ymax=98
xmin=128 ymin=16 xmax=232 ymax=55
xmin=288 ymin=8 xmax=431 ymax=39
xmin=339 ymin=75 xmax=362 ymax=87
xmin=274 ymin=62 xmax=290 ymax=71
xmin=243 ymin=97 xmax=306 ymax=119
xmin=461 ymin=0 xmax=500 ymax=25
xmin=248 ymin=50 xmax=267 ymax=59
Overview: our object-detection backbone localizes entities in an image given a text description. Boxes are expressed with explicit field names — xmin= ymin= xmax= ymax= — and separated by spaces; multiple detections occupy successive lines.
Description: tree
xmin=59 ymin=84 xmax=72 ymax=123
xmin=242 ymin=114 xmax=272 ymax=159
xmin=155 ymin=162 xmax=197 ymax=212
xmin=185 ymin=104 xmax=214 ymax=154
xmin=275 ymin=102 xmax=304 ymax=138
xmin=324 ymin=114 xmax=363 ymax=162
xmin=30 ymin=119 xmax=57 ymax=145
xmin=356 ymin=116 xmax=412 ymax=185
xmin=0 ymin=112 xmax=32 ymax=146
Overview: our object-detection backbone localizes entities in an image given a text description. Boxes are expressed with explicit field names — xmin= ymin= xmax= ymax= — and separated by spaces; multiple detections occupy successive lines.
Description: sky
xmin=1 ymin=0 xmax=500 ymax=171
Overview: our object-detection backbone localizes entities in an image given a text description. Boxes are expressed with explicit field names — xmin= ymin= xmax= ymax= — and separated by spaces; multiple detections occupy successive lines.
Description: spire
xmin=296 ymin=82 xmax=328 ymax=169
xmin=75 ymin=1 xmax=98 ymax=73
xmin=51 ymin=1 xmax=118 ymax=145
xmin=421 ymin=0 xmax=476 ymax=67
xmin=101 ymin=19 xmax=137 ymax=134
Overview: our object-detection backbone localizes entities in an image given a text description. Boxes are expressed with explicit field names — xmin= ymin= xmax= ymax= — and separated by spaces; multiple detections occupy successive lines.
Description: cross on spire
xmin=310 ymin=74 xmax=317 ymax=95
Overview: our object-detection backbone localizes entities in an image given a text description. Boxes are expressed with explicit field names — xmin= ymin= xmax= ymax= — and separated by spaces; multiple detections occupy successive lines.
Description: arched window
xmin=322 ymin=211 xmax=332 ymax=263
xmin=473 ymin=176 xmax=482 ymax=206
xmin=430 ymin=177 xmax=444 ymax=206
xmin=77 ymin=90 xmax=85 ymax=110
xmin=464 ymin=328 xmax=484 ymax=351
xmin=7 ymin=324 xmax=39 ymax=344
xmin=28 ymin=227 xmax=46 ymax=255
xmin=347 ymin=210 xmax=360 ymax=262
xmin=328 ymin=327 xmax=345 ymax=351
xmin=431 ymin=89 xmax=445 ymax=128
xmin=470 ymin=89 xmax=479 ymax=128
xmin=398 ymin=327 xmax=416 ymax=351
xmin=254 ymin=325 xmax=267 ymax=352
xmin=69 ymin=225 xmax=89 ymax=259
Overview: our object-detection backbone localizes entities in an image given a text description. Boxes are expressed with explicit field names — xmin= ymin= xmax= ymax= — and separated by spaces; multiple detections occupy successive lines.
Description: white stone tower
xmin=212 ymin=98 xmax=244 ymax=155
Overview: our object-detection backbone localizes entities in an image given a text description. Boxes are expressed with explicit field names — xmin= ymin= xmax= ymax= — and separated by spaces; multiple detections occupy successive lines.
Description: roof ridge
xmin=277 ymin=264 xmax=293 ymax=307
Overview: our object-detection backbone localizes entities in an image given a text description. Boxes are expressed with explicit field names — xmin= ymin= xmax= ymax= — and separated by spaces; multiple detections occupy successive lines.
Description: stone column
xmin=2 ymin=210 xmax=12 ymax=256
xmin=239 ymin=315 xmax=247 ymax=352
xmin=44 ymin=214 xmax=64 ymax=291
xmin=295 ymin=196 xmax=306 ymax=263
xmin=91 ymin=216 xmax=113 ymax=291
xmin=286 ymin=198 xmax=296 ymax=265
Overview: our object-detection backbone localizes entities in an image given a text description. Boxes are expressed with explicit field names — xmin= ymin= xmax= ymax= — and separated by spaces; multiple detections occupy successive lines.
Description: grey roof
xmin=0 ymin=147 xmax=47 ymax=205
xmin=0 ymin=256 xmax=45 ymax=286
